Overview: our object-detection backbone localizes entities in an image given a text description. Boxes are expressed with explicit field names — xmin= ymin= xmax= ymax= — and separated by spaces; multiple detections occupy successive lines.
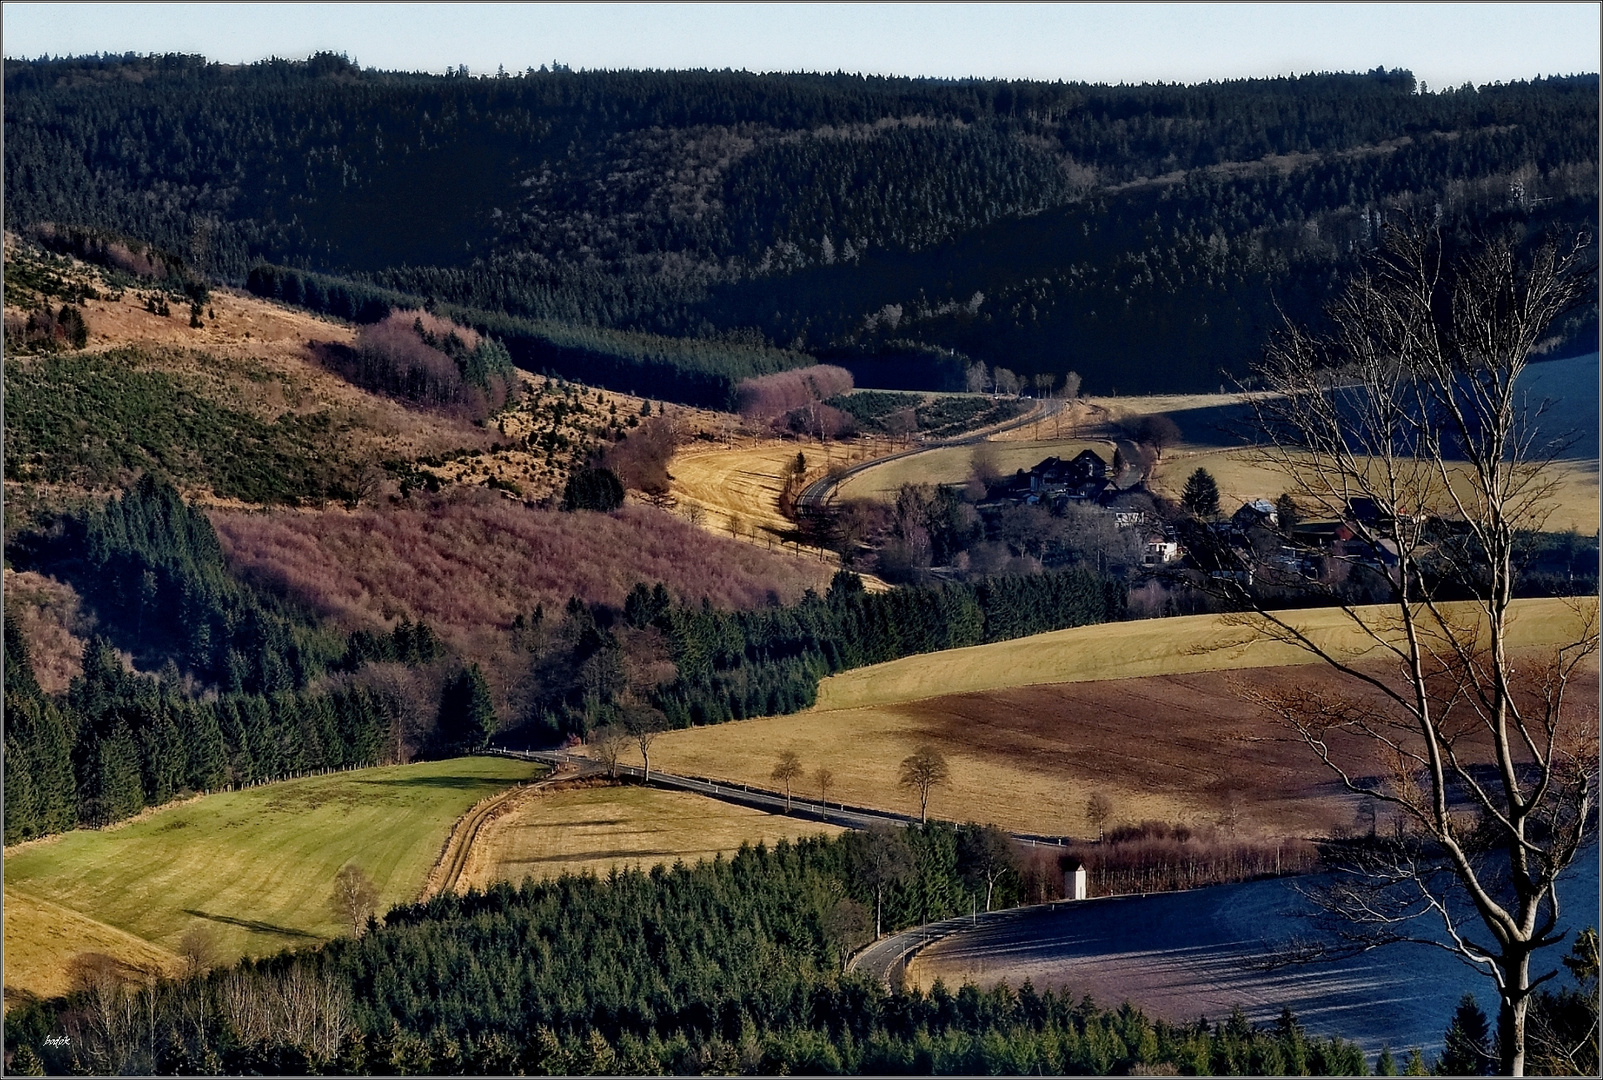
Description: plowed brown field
xmin=647 ymin=648 xmax=1597 ymax=839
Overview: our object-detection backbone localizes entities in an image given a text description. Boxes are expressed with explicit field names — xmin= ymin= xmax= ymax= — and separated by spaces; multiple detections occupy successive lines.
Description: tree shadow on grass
xmin=183 ymin=909 xmax=321 ymax=940
xmin=355 ymin=775 xmax=506 ymax=790
xmin=513 ymin=848 xmax=683 ymax=865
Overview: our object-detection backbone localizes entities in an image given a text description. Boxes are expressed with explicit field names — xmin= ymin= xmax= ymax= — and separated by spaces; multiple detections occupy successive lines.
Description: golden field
xmin=455 ymin=782 xmax=845 ymax=890
xmin=638 ymin=598 xmax=1598 ymax=838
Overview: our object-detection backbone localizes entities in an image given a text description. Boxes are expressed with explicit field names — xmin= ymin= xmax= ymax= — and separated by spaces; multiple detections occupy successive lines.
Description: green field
xmin=3 ymin=756 xmax=539 ymax=1000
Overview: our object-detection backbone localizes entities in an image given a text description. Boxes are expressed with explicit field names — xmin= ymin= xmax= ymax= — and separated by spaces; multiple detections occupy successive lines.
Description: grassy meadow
xmin=1148 ymin=447 xmax=1601 ymax=535
xmin=2 ymin=756 xmax=539 ymax=1003
xmin=670 ymin=438 xmax=872 ymax=539
xmin=456 ymin=782 xmax=846 ymax=891
xmin=3 ymin=888 xmax=182 ymax=1005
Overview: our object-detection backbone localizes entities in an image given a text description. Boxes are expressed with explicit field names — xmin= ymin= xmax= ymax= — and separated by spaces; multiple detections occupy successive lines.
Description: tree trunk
xmin=1498 ymin=951 xmax=1532 ymax=1076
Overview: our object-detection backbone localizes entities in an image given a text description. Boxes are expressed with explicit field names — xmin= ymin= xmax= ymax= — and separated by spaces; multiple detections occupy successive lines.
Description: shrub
xmin=736 ymin=365 xmax=854 ymax=420
xmin=328 ymin=310 xmax=516 ymax=420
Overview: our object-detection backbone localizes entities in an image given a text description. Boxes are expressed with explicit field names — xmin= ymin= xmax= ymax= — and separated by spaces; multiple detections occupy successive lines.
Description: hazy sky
xmin=5 ymin=3 xmax=1597 ymax=88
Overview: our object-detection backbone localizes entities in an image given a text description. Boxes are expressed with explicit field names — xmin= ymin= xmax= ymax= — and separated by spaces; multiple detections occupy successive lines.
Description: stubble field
xmin=455 ymin=781 xmax=845 ymax=891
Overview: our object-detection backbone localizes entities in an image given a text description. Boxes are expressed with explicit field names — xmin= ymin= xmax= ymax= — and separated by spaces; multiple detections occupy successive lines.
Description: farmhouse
xmin=998 ymin=450 xmax=1118 ymax=508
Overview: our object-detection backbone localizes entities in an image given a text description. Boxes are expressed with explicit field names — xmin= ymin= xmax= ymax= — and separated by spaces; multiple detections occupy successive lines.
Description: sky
xmin=4 ymin=3 xmax=1598 ymax=89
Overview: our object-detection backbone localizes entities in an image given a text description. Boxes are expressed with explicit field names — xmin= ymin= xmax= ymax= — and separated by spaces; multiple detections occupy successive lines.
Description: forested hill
xmin=6 ymin=54 xmax=1597 ymax=393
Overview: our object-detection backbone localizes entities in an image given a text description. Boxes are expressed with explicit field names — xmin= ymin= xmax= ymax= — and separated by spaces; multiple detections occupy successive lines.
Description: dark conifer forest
xmin=6 ymin=55 xmax=1596 ymax=396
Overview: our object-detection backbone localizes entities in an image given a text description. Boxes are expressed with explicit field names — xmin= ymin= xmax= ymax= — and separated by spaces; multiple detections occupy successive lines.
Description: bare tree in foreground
xmin=771 ymin=750 xmax=803 ymax=812
xmin=899 ymin=744 xmax=951 ymax=824
xmin=1235 ymin=220 xmax=1596 ymax=1076
xmin=330 ymin=864 xmax=379 ymax=937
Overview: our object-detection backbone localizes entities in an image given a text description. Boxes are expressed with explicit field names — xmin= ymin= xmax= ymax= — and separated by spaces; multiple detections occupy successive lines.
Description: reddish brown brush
xmin=211 ymin=492 xmax=833 ymax=649
xmin=603 ymin=416 xmax=677 ymax=495
xmin=317 ymin=309 xmax=504 ymax=420
xmin=1039 ymin=822 xmax=1319 ymax=900
xmin=735 ymin=365 xmax=854 ymax=420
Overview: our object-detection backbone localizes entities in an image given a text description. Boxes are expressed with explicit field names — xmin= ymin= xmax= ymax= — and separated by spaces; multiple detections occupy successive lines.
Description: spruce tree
xmin=438 ymin=665 xmax=497 ymax=752
xmin=1437 ymin=994 xmax=1492 ymax=1076
xmin=1181 ymin=467 xmax=1221 ymax=517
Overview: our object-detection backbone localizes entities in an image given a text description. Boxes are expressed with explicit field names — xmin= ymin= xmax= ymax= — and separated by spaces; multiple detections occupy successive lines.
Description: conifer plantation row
xmin=4 ymin=833 xmax=1373 ymax=1076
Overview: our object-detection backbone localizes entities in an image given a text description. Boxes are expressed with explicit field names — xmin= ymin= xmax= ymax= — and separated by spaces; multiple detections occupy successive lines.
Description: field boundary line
xmin=418 ymin=767 xmax=556 ymax=901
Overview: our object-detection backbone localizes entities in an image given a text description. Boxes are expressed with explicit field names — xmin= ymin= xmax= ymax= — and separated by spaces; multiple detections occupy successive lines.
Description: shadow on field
xmin=184 ymin=910 xmax=321 ymax=940
xmin=535 ymin=818 xmax=635 ymax=827
xmin=511 ymin=848 xmax=681 ymax=865
xmin=356 ymin=775 xmax=502 ymax=790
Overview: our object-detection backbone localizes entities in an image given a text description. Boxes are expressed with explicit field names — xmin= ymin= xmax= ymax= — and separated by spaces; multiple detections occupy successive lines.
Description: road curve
xmin=794 ymin=397 xmax=1062 ymax=514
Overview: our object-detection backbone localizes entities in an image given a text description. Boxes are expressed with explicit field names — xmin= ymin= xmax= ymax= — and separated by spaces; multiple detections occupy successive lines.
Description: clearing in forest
xmin=455 ymin=781 xmax=846 ymax=890
xmin=1 ymin=756 xmax=539 ymax=1002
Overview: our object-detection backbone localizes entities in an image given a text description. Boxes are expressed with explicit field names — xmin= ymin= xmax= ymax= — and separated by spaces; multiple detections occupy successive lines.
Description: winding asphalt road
xmin=793 ymin=396 xmax=1064 ymax=514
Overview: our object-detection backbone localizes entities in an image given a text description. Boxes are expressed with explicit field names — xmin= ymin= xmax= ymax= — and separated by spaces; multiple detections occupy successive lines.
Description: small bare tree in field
xmin=590 ymin=724 xmax=626 ymax=778
xmin=1085 ymin=792 xmax=1113 ymax=841
xmin=1231 ymin=219 xmax=1597 ymax=1077
xmin=177 ymin=923 xmax=219 ymax=979
xmin=899 ymin=744 xmax=950 ymax=824
xmin=814 ymin=766 xmax=835 ymax=818
xmin=624 ymin=706 xmax=665 ymax=781
xmin=330 ymin=864 xmax=379 ymax=937
xmin=771 ymin=750 xmax=803 ymax=812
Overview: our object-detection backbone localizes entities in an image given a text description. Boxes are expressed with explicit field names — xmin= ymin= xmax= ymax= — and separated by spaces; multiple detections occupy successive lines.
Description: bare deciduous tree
xmin=590 ymin=724 xmax=627 ymax=778
xmin=813 ymin=766 xmax=835 ymax=818
xmin=1131 ymin=413 xmax=1181 ymax=461
xmin=822 ymin=895 xmax=871 ymax=967
xmin=330 ymin=863 xmax=379 ymax=937
xmin=1085 ymin=792 xmax=1113 ymax=841
xmin=855 ymin=825 xmax=916 ymax=940
xmin=959 ymin=824 xmax=1020 ymax=912
xmin=899 ymin=744 xmax=951 ymax=824
xmin=1234 ymin=219 xmax=1597 ymax=1077
xmin=771 ymin=750 xmax=803 ymax=812
xmin=624 ymin=705 xmax=665 ymax=781
xmin=177 ymin=923 xmax=219 ymax=979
